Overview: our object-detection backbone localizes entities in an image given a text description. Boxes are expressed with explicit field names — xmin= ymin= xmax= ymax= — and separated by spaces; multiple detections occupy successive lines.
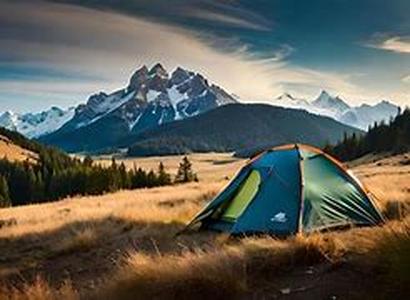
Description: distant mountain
xmin=2 ymin=64 xmax=401 ymax=155
xmin=0 ymin=107 xmax=74 ymax=138
xmin=40 ymin=63 xmax=237 ymax=152
xmin=339 ymin=101 xmax=401 ymax=130
xmin=311 ymin=91 xmax=351 ymax=118
xmin=273 ymin=93 xmax=311 ymax=110
xmin=127 ymin=103 xmax=363 ymax=157
xmin=271 ymin=90 xmax=400 ymax=130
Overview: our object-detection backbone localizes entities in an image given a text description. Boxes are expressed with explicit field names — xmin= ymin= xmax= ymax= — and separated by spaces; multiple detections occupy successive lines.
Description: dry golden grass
xmin=0 ymin=135 xmax=37 ymax=163
xmin=0 ymin=181 xmax=223 ymax=239
xmin=0 ymin=152 xmax=409 ymax=299
xmin=54 ymin=226 xmax=99 ymax=255
xmin=0 ymin=279 xmax=78 ymax=300
xmin=352 ymin=153 xmax=410 ymax=218
xmin=95 ymin=218 xmax=410 ymax=300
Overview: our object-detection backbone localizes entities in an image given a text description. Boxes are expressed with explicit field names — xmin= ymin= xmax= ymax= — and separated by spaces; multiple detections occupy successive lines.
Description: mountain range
xmin=1 ymin=64 xmax=236 ymax=140
xmin=0 ymin=63 xmax=402 ymax=155
xmin=0 ymin=107 xmax=74 ymax=138
xmin=38 ymin=64 xmax=238 ymax=152
xmin=272 ymin=91 xmax=400 ymax=130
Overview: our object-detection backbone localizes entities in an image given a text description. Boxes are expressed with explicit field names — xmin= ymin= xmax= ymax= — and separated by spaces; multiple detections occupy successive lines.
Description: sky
xmin=0 ymin=0 xmax=409 ymax=113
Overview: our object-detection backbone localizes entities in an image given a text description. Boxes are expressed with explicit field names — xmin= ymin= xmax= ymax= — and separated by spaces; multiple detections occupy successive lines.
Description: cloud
xmin=368 ymin=35 xmax=410 ymax=54
xmin=1 ymin=0 xmax=403 ymax=111
xmin=0 ymin=1 xmax=278 ymax=104
xmin=258 ymin=45 xmax=295 ymax=63
xmin=402 ymin=75 xmax=410 ymax=83
xmin=183 ymin=9 xmax=271 ymax=31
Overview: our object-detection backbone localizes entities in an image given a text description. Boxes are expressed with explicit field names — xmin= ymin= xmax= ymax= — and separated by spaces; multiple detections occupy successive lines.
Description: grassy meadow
xmin=0 ymin=135 xmax=37 ymax=163
xmin=94 ymin=152 xmax=244 ymax=182
xmin=0 ymin=152 xmax=409 ymax=299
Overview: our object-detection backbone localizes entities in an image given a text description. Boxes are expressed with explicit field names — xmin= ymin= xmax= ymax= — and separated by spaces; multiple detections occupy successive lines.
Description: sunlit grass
xmin=0 ymin=153 xmax=408 ymax=299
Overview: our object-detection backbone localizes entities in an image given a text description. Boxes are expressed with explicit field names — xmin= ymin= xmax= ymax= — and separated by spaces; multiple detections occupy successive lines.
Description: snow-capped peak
xmin=46 ymin=63 xmax=237 ymax=135
xmin=0 ymin=111 xmax=18 ymax=131
xmin=128 ymin=65 xmax=149 ymax=91
xmin=269 ymin=90 xmax=401 ymax=131
xmin=272 ymin=93 xmax=310 ymax=109
xmin=0 ymin=107 xmax=75 ymax=138
xmin=312 ymin=90 xmax=350 ymax=111
xmin=149 ymin=63 xmax=168 ymax=79
xmin=276 ymin=93 xmax=294 ymax=100
xmin=170 ymin=67 xmax=193 ymax=86
xmin=309 ymin=90 xmax=350 ymax=119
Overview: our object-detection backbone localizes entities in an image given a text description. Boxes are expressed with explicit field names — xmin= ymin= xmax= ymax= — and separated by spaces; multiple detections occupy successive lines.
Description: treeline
xmin=0 ymin=128 xmax=197 ymax=207
xmin=324 ymin=108 xmax=409 ymax=161
xmin=0 ymin=155 xmax=174 ymax=207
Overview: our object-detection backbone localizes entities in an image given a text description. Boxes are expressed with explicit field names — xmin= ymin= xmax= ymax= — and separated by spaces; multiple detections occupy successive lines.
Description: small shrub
xmin=55 ymin=227 xmax=98 ymax=255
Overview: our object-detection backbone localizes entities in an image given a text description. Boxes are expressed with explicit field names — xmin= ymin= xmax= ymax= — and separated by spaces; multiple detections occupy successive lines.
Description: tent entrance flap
xmin=222 ymin=170 xmax=261 ymax=221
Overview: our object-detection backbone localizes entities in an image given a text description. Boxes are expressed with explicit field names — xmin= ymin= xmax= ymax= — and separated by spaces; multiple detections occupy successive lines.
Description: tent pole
xmin=296 ymin=144 xmax=305 ymax=235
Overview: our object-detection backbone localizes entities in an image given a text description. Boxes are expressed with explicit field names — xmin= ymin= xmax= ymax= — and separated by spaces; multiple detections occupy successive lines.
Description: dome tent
xmin=186 ymin=144 xmax=384 ymax=236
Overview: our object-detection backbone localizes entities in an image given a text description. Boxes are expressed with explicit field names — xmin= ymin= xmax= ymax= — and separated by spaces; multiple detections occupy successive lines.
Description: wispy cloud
xmin=402 ymin=75 xmax=410 ymax=83
xmin=0 ymin=0 xmax=278 ymax=109
xmin=184 ymin=9 xmax=271 ymax=31
xmin=1 ymin=0 xmax=406 ymax=111
xmin=368 ymin=35 xmax=410 ymax=54
xmin=258 ymin=45 xmax=295 ymax=63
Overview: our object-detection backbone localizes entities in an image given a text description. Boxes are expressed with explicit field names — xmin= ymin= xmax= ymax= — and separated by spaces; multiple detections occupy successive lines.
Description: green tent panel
xmin=186 ymin=144 xmax=384 ymax=236
xmin=222 ymin=170 xmax=261 ymax=220
xmin=302 ymin=154 xmax=383 ymax=231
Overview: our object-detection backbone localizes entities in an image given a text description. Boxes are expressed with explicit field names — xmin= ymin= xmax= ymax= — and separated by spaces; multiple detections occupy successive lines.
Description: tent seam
xmin=296 ymin=145 xmax=305 ymax=234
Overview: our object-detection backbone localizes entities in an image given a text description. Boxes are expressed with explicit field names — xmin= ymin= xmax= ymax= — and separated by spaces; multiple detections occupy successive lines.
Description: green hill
xmin=127 ymin=103 xmax=363 ymax=157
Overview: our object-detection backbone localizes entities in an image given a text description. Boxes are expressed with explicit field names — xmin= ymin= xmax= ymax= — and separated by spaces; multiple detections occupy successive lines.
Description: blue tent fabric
xmin=231 ymin=149 xmax=301 ymax=235
xmin=186 ymin=144 xmax=384 ymax=235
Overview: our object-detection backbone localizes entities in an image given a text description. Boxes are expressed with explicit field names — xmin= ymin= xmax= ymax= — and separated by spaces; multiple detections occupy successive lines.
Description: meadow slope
xmin=0 ymin=135 xmax=37 ymax=163
xmin=0 ymin=153 xmax=409 ymax=299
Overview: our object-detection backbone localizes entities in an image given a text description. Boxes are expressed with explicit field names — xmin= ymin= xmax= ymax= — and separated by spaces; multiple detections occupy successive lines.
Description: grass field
xmin=0 ymin=152 xmax=409 ymax=299
xmin=0 ymin=135 xmax=37 ymax=163
xmin=94 ymin=152 xmax=244 ymax=182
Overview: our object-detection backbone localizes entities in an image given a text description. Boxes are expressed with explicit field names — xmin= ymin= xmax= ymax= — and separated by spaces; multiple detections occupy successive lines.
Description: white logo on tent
xmin=271 ymin=212 xmax=287 ymax=223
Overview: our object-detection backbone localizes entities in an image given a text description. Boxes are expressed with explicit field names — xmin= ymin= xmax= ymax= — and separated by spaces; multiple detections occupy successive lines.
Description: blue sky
xmin=0 ymin=0 xmax=409 ymax=112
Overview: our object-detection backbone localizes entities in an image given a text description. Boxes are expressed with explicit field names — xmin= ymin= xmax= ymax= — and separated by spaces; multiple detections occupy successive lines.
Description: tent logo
xmin=271 ymin=212 xmax=287 ymax=223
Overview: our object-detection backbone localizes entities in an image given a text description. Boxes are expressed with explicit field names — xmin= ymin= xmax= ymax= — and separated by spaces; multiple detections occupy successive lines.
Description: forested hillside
xmin=324 ymin=108 xmax=409 ymax=161
xmin=127 ymin=103 xmax=362 ymax=157
xmin=0 ymin=128 xmax=172 ymax=207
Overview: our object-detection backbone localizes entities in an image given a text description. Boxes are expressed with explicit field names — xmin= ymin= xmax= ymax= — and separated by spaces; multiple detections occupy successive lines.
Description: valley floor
xmin=0 ymin=153 xmax=409 ymax=299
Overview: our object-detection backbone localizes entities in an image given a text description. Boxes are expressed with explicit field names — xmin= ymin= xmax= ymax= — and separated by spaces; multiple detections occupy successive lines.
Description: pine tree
xmin=322 ymin=140 xmax=333 ymax=155
xmin=130 ymin=166 xmax=148 ymax=188
xmin=0 ymin=175 xmax=11 ymax=207
xmin=0 ymin=127 xmax=176 ymax=206
xmin=119 ymin=162 xmax=131 ymax=189
xmin=83 ymin=155 xmax=93 ymax=167
xmin=174 ymin=156 xmax=198 ymax=183
xmin=146 ymin=170 xmax=158 ymax=187
xmin=157 ymin=162 xmax=171 ymax=186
